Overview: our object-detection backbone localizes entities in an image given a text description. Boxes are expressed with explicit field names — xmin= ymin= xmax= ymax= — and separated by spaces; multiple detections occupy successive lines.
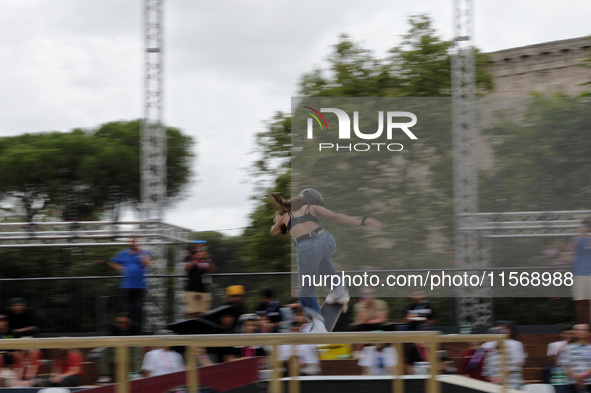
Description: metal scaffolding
xmin=141 ymin=0 xmax=168 ymax=331
xmin=452 ymin=0 xmax=491 ymax=326
xmin=458 ymin=211 xmax=591 ymax=238
xmin=0 ymin=221 xmax=191 ymax=248
xmin=0 ymin=220 xmax=191 ymax=331
xmin=141 ymin=0 xmax=165 ymax=224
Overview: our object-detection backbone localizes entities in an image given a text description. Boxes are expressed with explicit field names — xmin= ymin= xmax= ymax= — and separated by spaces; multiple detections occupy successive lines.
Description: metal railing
xmin=0 ymin=332 xmax=509 ymax=393
xmin=0 ymin=267 xmax=573 ymax=333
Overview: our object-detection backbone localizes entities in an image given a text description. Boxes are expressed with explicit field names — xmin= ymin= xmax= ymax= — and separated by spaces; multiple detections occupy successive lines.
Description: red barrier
xmin=199 ymin=356 xmax=261 ymax=391
xmin=83 ymin=356 xmax=261 ymax=393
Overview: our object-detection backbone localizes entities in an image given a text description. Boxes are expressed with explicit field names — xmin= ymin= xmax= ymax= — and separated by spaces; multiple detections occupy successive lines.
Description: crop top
xmin=287 ymin=205 xmax=318 ymax=232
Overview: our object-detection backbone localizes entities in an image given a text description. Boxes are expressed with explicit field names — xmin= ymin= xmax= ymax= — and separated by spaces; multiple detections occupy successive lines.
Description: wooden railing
xmin=0 ymin=332 xmax=508 ymax=393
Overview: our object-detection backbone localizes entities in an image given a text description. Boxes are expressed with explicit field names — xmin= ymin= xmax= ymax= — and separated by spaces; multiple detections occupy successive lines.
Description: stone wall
xmin=486 ymin=36 xmax=591 ymax=97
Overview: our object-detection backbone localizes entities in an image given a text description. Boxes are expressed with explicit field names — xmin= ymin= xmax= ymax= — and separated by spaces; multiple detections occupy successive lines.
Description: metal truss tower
xmin=141 ymin=0 xmax=165 ymax=222
xmin=452 ymin=0 xmax=492 ymax=326
xmin=141 ymin=0 xmax=167 ymax=331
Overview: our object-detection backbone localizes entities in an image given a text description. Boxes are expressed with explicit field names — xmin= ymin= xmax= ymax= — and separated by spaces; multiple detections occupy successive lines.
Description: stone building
xmin=474 ymin=37 xmax=591 ymax=169
xmin=486 ymin=36 xmax=591 ymax=97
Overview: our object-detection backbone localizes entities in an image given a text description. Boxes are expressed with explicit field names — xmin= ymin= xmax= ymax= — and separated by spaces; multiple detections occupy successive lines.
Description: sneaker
xmin=309 ymin=311 xmax=327 ymax=333
xmin=310 ymin=322 xmax=328 ymax=333
xmin=325 ymin=287 xmax=350 ymax=305
xmin=97 ymin=376 xmax=112 ymax=384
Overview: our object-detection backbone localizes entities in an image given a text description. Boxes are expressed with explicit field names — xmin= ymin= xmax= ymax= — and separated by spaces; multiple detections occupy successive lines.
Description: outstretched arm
xmin=313 ymin=206 xmax=381 ymax=228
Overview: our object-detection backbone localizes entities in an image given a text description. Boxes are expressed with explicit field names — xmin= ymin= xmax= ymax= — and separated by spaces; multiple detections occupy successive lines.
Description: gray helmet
xmin=298 ymin=188 xmax=324 ymax=206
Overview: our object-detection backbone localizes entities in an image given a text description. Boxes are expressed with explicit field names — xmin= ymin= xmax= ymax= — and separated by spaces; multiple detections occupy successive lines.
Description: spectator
xmin=568 ymin=218 xmax=591 ymax=324
xmin=49 ymin=348 xmax=84 ymax=387
xmin=0 ymin=314 xmax=12 ymax=339
xmin=351 ymin=288 xmax=389 ymax=356
xmin=542 ymin=325 xmax=575 ymax=384
xmin=358 ymin=343 xmax=398 ymax=375
xmin=6 ymin=298 xmax=38 ymax=338
xmin=237 ymin=313 xmax=261 ymax=334
xmin=255 ymin=288 xmax=282 ymax=332
xmin=352 ymin=288 xmax=389 ymax=330
xmin=10 ymin=347 xmax=42 ymax=387
xmin=219 ymin=308 xmax=238 ymax=334
xmin=281 ymin=293 xmax=306 ymax=332
xmin=397 ymin=290 xmax=437 ymax=331
xmin=230 ymin=314 xmax=267 ymax=360
xmin=438 ymin=350 xmax=456 ymax=375
xmin=457 ymin=340 xmax=488 ymax=381
xmin=184 ymin=241 xmax=216 ymax=319
xmin=96 ymin=312 xmax=142 ymax=384
xmin=206 ymin=307 xmax=239 ymax=363
xmin=549 ymin=326 xmax=575 ymax=364
xmin=278 ymin=322 xmax=320 ymax=376
xmin=225 ymin=285 xmax=247 ymax=325
xmin=558 ymin=323 xmax=591 ymax=392
xmin=108 ymin=236 xmax=153 ymax=329
xmin=481 ymin=325 xmax=527 ymax=390
xmin=259 ymin=314 xmax=275 ymax=334
xmin=0 ymin=314 xmax=15 ymax=369
xmin=141 ymin=347 xmax=184 ymax=377
xmin=403 ymin=342 xmax=430 ymax=375
xmin=255 ymin=288 xmax=281 ymax=314
xmin=195 ymin=347 xmax=213 ymax=367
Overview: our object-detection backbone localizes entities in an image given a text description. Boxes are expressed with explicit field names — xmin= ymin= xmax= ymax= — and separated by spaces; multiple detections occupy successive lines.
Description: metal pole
xmin=186 ymin=345 xmax=198 ymax=393
xmin=142 ymin=0 xmax=167 ymax=331
xmin=270 ymin=344 xmax=281 ymax=393
xmin=288 ymin=354 xmax=300 ymax=393
xmin=394 ymin=342 xmax=405 ymax=393
xmin=427 ymin=335 xmax=440 ymax=393
xmin=452 ymin=0 xmax=489 ymax=325
xmin=115 ymin=346 xmax=130 ymax=393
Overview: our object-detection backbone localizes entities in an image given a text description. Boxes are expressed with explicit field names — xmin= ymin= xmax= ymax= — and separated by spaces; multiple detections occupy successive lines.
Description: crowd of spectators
xmin=0 ymin=286 xmax=551 ymax=391
xmin=0 ymin=236 xmax=585 ymax=391
xmin=0 ymin=297 xmax=86 ymax=388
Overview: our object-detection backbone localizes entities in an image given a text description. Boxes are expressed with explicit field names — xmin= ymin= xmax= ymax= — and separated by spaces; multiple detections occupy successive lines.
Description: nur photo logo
xmin=301 ymin=106 xmax=418 ymax=152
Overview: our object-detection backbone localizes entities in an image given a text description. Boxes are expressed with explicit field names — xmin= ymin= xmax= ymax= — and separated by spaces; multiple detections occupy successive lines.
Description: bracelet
xmin=360 ymin=218 xmax=367 ymax=226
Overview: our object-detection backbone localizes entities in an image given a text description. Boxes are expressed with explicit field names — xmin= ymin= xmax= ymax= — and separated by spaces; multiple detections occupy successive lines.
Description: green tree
xmin=480 ymin=95 xmax=591 ymax=212
xmin=0 ymin=120 xmax=195 ymax=221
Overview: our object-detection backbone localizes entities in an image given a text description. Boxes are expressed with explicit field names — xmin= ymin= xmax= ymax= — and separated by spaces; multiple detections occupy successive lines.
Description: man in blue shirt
xmin=109 ymin=237 xmax=153 ymax=329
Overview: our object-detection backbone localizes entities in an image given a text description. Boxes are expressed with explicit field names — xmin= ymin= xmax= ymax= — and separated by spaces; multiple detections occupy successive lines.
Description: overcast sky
xmin=1 ymin=0 xmax=590 ymax=236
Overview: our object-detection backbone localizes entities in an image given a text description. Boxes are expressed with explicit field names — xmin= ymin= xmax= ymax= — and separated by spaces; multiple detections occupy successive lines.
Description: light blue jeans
xmin=295 ymin=230 xmax=341 ymax=316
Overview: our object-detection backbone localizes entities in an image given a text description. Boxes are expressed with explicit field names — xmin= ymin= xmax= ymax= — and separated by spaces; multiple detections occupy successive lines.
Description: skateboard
xmin=320 ymin=302 xmax=346 ymax=332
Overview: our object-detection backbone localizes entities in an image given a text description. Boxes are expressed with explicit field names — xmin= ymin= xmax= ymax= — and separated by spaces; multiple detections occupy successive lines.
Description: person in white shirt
xmin=558 ymin=323 xmax=591 ymax=390
xmin=141 ymin=347 xmax=185 ymax=378
xmin=358 ymin=344 xmax=398 ymax=375
xmin=481 ymin=323 xmax=527 ymax=390
xmin=277 ymin=322 xmax=320 ymax=376
xmin=547 ymin=326 xmax=574 ymax=362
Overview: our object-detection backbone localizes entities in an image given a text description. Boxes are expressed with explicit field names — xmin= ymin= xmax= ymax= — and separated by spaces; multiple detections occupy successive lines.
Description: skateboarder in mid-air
xmin=270 ymin=188 xmax=381 ymax=332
